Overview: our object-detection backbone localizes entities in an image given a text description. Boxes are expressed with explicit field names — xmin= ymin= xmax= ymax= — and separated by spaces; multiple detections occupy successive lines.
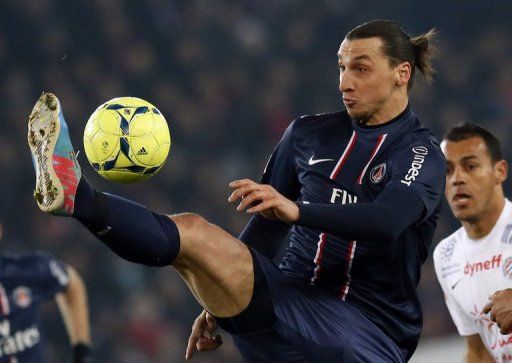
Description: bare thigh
xmin=170 ymin=213 xmax=254 ymax=317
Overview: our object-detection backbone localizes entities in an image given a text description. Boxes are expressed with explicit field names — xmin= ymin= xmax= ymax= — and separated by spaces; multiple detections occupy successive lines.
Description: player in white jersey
xmin=434 ymin=123 xmax=510 ymax=362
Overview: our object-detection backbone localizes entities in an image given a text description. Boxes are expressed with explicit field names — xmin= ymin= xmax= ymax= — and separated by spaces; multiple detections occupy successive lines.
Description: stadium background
xmin=0 ymin=0 xmax=511 ymax=361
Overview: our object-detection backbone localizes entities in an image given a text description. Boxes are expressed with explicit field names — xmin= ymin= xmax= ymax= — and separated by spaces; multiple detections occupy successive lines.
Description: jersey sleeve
xmin=32 ymin=252 xmax=70 ymax=300
xmin=240 ymin=121 xmax=300 ymax=257
xmin=386 ymin=140 xmax=446 ymax=221
xmin=433 ymin=245 xmax=478 ymax=336
xmin=260 ymin=121 xmax=301 ymax=199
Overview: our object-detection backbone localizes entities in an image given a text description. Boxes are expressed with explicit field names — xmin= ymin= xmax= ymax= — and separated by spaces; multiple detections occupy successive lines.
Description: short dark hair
xmin=346 ymin=19 xmax=437 ymax=90
xmin=443 ymin=122 xmax=503 ymax=163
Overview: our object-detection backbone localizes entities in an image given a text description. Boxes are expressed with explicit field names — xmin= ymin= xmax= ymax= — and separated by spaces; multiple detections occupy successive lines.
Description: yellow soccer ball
xmin=83 ymin=97 xmax=171 ymax=183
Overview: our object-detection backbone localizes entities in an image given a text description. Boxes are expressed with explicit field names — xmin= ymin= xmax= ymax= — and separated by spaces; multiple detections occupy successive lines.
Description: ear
xmin=395 ymin=62 xmax=411 ymax=87
xmin=494 ymin=159 xmax=508 ymax=184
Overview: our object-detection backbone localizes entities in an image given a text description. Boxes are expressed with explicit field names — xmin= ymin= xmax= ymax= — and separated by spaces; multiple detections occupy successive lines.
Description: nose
xmin=450 ymin=167 xmax=466 ymax=186
xmin=339 ymin=70 xmax=353 ymax=93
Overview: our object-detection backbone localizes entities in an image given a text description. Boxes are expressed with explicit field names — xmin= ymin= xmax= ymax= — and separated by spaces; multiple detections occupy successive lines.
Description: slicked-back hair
xmin=346 ymin=19 xmax=437 ymax=90
xmin=444 ymin=122 xmax=503 ymax=163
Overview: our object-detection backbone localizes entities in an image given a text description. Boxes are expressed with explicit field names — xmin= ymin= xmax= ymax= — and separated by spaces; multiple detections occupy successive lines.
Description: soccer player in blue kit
xmin=0 ymin=223 xmax=91 ymax=362
xmin=27 ymin=20 xmax=445 ymax=362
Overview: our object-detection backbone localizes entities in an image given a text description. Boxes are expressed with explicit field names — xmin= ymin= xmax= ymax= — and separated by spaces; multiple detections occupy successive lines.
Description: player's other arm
xmin=55 ymin=266 xmax=92 ymax=362
xmin=185 ymin=310 xmax=222 ymax=360
xmin=465 ymin=334 xmax=494 ymax=363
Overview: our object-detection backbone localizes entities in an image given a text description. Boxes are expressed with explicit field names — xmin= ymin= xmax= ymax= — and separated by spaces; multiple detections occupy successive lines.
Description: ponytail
xmin=411 ymin=28 xmax=437 ymax=83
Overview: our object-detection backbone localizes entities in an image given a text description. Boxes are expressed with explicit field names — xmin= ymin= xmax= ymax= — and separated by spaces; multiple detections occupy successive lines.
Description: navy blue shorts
xmin=216 ymin=248 xmax=405 ymax=363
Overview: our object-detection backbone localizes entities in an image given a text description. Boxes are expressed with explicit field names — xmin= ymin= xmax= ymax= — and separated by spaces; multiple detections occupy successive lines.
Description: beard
xmin=345 ymin=103 xmax=379 ymax=125
xmin=347 ymin=109 xmax=372 ymax=125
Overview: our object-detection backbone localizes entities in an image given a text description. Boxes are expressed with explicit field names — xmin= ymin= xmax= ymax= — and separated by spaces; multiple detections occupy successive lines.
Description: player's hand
xmin=185 ymin=310 xmax=223 ymax=360
xmin=483 ymin=289 xmax=512 ymax=334
xmin=228 ymin=179 xmax=299 ymax=223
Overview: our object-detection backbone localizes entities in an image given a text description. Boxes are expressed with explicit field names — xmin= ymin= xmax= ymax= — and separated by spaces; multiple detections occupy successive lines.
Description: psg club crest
xmin=369 ymin=163 xmax=386 ymax=184
xmin=12 ymin=286 xmax=32 ymax=308
xmin=503 ymin=257 xmax=512 ymax=279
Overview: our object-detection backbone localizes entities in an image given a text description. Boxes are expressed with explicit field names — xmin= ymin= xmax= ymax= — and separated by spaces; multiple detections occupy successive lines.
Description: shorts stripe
xmin=310 ymin=233 xmax=327 ymax=284
xmin=340 ymin=240 xmax=357 ymax=300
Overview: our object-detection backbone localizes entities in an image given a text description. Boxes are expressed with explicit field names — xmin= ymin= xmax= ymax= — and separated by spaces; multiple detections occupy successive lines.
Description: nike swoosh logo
xmin=451 ymin=278 xmax=463 ymax=290
xmin=308 ymin=156 xmax=335 ymax=165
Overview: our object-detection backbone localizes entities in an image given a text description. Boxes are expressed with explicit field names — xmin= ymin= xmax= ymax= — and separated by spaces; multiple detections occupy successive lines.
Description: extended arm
xmin=297 ymin=189 xmax=424 ymax=241
xmin=55 ymin=266 xmax=91 ymax=362
xmin=230 ymin=180 xmax=425 ymax=242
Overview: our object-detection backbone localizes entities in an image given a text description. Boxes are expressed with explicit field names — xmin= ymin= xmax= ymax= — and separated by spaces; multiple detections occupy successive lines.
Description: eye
xmin=467 ymin=164 xmax=476 ymax=170
xmin=338 ymin=65 xmax=345 ymax=72
xmin=356 ymin=66 xmax=366 ymax=73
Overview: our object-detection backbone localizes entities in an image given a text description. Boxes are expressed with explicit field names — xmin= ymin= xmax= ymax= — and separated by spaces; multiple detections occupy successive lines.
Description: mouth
xmin=452 ymin=193 xmax=472 ymax=205
xmin=343 ymin=98 xmax=357 ymax=107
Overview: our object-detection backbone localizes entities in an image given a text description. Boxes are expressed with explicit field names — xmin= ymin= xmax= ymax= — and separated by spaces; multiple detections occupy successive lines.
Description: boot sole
xmin=27 ymin=92 xmax=65 ymax=212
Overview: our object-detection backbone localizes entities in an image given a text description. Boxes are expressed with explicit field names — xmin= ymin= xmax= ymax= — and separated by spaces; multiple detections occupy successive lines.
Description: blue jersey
xmin=259 ymin=106 xmax=445 ymax=358
xmin=0 ymin=252 xmax=69 ymax=363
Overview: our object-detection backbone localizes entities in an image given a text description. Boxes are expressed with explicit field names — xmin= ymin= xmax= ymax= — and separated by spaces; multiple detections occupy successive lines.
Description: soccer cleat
xmin=28 ymin=92 xmax=81 ymax=216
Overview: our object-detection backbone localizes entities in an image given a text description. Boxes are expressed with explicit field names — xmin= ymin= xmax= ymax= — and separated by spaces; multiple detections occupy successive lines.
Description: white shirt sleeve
xmin=433 ymin=245 xmax=478 ymax=336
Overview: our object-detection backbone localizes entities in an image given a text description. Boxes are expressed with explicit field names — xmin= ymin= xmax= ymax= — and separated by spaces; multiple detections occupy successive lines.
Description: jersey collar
xmin=351 ymin=104 xmax=413 ymax=135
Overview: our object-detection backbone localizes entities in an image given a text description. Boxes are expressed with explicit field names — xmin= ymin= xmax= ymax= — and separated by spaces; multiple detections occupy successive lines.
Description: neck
xmin=463 ymin=195 xmax=506 ymax=240
xmin=365 ymin=93 xmax=409 ymax=126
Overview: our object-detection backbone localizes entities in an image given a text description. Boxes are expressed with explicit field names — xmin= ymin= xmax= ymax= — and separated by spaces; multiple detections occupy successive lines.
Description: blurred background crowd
xmin=0 ymin=0 xmax=511 ymax=361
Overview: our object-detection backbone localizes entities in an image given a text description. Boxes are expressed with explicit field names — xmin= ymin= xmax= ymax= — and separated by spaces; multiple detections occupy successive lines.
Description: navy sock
xmin=73 ymin=177 xmax=180 ymax=267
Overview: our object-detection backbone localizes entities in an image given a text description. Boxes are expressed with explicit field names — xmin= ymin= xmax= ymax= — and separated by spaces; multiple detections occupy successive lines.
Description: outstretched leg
xmin=75 ymin=178 xmax=254 ymax=316
xmin=28 ymin=93 xmax=254 ymax=317
xmin=171 ymin=213 xmax=254 ymax=316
